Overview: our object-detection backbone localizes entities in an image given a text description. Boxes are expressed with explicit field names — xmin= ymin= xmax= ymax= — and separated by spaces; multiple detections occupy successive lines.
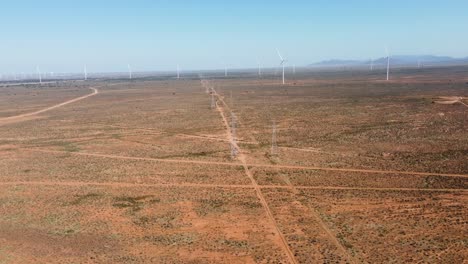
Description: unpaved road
xmin=206 ymin=81 xmax=298 ymax=264
xmin=23 ymin=148 xmax=468 ymax=179
xmin=0 ymin=87 xmax=99 ymax=126
xmin=0 ymin=180 xmax=464 ymax=193
xmin=208 ymin=83 xmax=355 ymax=264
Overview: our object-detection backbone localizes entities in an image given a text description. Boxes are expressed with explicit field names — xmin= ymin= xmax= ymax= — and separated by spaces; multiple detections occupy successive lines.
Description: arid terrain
xmin=0 ymin=66 xmax=467 ymax=263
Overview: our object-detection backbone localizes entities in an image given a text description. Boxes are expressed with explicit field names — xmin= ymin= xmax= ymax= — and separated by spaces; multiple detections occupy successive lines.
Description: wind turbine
xmin=370 ymin=58 xmax=374 ymax=71
xmin=276 ymin=49 xmax=287 ymax=85
xmin=84 ymin=65 xmax=87 ymax=81
xmin=225 ymin=65 xmax=228 ymax=77
xmin=128 ymin=64 xmax=132 ymax=80
xmin=177 ymin=64 xmax=180 ymax=79
xmin=36 ymin=66 xmax=42 ymax=84
xmin=386 ymin=47 xmax=390 ymax=81
xmin=256 ymin=58 xmax=262 ymax=77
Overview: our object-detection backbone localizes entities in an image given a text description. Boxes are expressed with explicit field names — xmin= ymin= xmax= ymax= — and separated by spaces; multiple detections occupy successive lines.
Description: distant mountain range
xmin=309 ymin=55 xmax=468 ymax=67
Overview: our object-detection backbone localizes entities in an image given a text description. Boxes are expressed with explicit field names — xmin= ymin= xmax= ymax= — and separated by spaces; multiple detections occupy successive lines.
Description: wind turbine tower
xmin=36 ymin=66 xmax=42 ymax=84
xmin=177 ymin=64 xmax=180 ymax=79
xmin=277 ymin=49 xmax=287 ymax=85
xmin=84 ymin=65 xmax=88 ymax=81
xmin=256 ymin=59 xmax=262 ymax=77
xmin=225 ymin=66 xmax=228 ymax=77
xmin=386 ymin=48 xmax=390 ymax=81
xmin=128 ymin=64 xmax=132 ymax=80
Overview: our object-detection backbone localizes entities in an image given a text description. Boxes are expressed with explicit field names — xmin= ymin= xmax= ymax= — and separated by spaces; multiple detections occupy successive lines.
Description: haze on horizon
xmin=1 ymin=0 xmax=468 ymax=73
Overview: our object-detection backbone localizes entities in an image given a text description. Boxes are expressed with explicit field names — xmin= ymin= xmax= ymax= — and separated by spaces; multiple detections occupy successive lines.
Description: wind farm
xmin=0 ymin=1 xmax=467 ymax=264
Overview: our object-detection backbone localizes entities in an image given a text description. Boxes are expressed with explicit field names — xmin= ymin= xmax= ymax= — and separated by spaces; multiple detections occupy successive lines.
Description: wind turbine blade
xmin=276 ymin=49 xmax=284 ymax=61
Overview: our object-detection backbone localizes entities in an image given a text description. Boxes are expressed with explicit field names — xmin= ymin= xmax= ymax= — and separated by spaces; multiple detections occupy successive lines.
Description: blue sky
xmin=1 ymin=0 xmax=467 ymax=73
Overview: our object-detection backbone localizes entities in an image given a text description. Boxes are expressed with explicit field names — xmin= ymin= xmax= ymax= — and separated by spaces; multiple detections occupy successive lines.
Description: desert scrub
xmin=143 ymin=233 xmax=197 ymax=246
xmin=195 ymin=199 xmax=228 ymax=216
xmin=134 ymin=211 xmax=180 ymax=229
xmin=68 ymin=193 xmax=103 ymax=206
xmin=112 ymin=195 xmax=160 ymax=213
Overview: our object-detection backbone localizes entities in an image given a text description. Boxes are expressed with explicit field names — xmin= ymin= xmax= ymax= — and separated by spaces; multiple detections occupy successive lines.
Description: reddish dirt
xmin=1 ymin=68 xmax=466 ymax=263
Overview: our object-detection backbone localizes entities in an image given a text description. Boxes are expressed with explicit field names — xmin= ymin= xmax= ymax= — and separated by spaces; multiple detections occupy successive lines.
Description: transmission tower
xmin=231 ymin=112 xmax=238 ymax=158
xmin=205 ymin=84 xmax=209 ymax=94
xmin=211 ymin=93 xmax=216 ymax=109
xmin=271 ymin=120 xmax=278 ymax=156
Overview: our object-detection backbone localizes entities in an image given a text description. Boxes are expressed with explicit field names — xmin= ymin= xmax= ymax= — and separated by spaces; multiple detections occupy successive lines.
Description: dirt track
xmin=23 ymin=148 xmax=468 ymax=179
xmin=208 ymin=81 xmax=361 ymax=264
xmin=207 ymin=81 xmax=299 ymax=264
xmin=0 ymin=180 xmax=465 ymax=192
xmin=0 ymin=87 xmax=99 ymax=126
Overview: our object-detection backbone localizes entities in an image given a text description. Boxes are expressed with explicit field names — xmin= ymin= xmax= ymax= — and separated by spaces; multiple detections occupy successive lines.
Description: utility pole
xmin=231 ymin=112 xmax=238 ymax=159
xmin=211 ymin=93 xmax=216 ymax=109
xmin=271 ymin=120 xmax=278 ymax=156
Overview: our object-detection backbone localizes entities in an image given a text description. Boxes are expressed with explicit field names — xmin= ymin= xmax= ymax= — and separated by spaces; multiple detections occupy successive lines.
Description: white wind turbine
xmin=177 ymin=64 xmax=180 ymax=79
xmin=84 ymin=65 xmax=87 ymax=80
xmin=128 ymin=64 xmax=132 ymax=80
xmin=276 ymin=49 xmax=287 ymax=85
xmin=256 ymin=58 xmax=262 ymax=77
xmin=36 ymin=66 xmax=42 ymax=84
xmin=386 ymin=47 xmax=390 ymax=81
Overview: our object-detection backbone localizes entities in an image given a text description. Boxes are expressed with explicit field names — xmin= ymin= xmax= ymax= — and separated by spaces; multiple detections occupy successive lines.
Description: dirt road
xmin=206 ymin=81 xmax=299 ymax=264
xmin=24 ymin=148 xmax=468 ymax=179
xmin=0 ymin=87 xmax=99 ymax=126
xmin=0 ymin=180 xmax=465 ymax=192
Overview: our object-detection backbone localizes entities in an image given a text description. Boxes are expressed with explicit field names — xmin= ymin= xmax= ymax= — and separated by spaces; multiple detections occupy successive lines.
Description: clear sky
xmin=1 ymin=0 xmax=467 ymax=73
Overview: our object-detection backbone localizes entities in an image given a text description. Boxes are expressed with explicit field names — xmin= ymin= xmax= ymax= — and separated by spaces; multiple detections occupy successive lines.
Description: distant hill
xmin=310 ymin=55 xmax=468 ymax=67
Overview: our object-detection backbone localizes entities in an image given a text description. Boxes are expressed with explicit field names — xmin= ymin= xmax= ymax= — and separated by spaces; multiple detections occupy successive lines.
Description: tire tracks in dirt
xmin=206 ymin=81 xmax=298 ymax=264
xmin=24 ymin=148 xmax=241 ymax=167
xmin=0 ymin=181 xmax=252 ymax=189
xmin=0 ymin=180 xmax=465 ymax=193
xmin=19 ymin=148 xmax=468 ymax=179
xmin=209 ymin=85 xmax=358 ymax=263
xmin=0 ymin=87 xmax=99 ymax=126
xmin=280 ymin=172 xmax=359 ymax=263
